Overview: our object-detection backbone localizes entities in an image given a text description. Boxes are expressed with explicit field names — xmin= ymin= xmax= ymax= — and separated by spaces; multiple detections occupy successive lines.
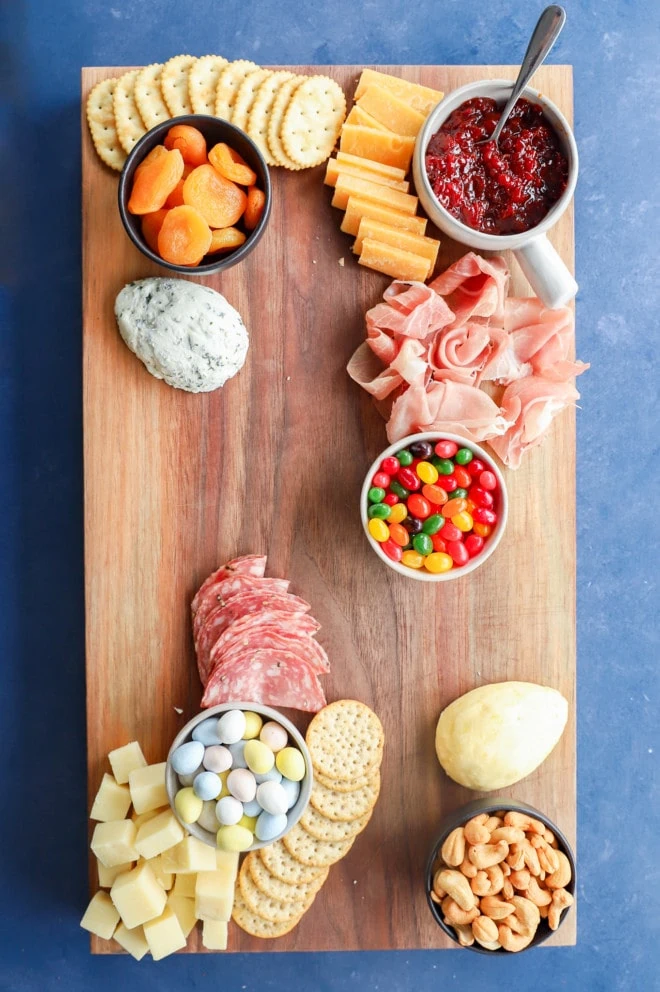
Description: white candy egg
xmin=192 ymin=718 xmax=220 ymax=746
xmin=217 ymin=709 xmax=246 ymax=745
xmin=203 ymin=745 xmax=232 ymax=773
xmin=197 ymin=800 xmax=220 ymax=832
xmin=259 ymin=721 xmax=289 ymax=752
xmin=279 ymin=776 xmax=301 ymax=811
xmin=227 ymin=767 xmax=256 ymax=803
xmin=256 ymin=781 xmax=289 ymax=816
xmin=215 ymin=795 xmax=244 ymax=826
xmin=255 ymin=811 xmax=288 ymax=842
xmin=171 ymin=741 xmax=204 ymax=776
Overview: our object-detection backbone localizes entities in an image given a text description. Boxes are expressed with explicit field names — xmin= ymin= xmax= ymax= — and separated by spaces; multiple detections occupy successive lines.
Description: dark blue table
xmin=4 ymin=2 xmax=658 ymax=989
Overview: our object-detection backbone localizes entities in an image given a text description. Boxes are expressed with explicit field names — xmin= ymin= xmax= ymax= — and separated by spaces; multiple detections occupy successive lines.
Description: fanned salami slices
xmin=191 ymin=554 xmax=267 ymax=616
xmin=193 ymin=574 xmax=290 ymax=639
xmin=201 ymin=649 xmax=328 ymax=712
xmin=211 ymin=626 xmax=330 ymax=677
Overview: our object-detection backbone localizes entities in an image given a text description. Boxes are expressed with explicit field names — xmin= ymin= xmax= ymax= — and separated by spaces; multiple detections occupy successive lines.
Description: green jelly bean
xmin=389 ymin=480 xmax=410 ymax=499
xmin=430 ymin=455 xmax=444 ymax=471
xmin=368 ymin=502 xmax=391 ymax=520
xmin=455 ymin=447 xmax=473 ymax=465
xmin=412 ymin=533 xmax=433 ymax=556
xmin=435 ymin=458 xmax=455 ymax=475
xmin=396 ymin=449 xmax=413 ymax=467
xmin=453 ymin=488 xmax=468 ymax=499
xmin=422 ymin=514 xmax=444 ymax=535
xmin=368 ymin=486 xmax=386 ymax=504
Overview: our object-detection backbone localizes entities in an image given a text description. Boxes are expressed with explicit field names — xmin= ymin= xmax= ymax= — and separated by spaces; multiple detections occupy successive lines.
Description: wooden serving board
xmin=82 ymin=64 xmax=576 ymax=952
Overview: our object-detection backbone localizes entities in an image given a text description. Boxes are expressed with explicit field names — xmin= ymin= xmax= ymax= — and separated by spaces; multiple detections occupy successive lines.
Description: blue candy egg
xmin=254 ymin=767 xmax=282 ymax=785
xmin=242 ymin=798 xmax=262 ymax=817
xmin=228 ymin=740 xmax=248 ymax=769
xmin=192 ymin=718 xmax=220 ymax=746
xmin=193 ymin=770 xmax=223 ymax=801
xmin=171 ymin=740 xmax=204 ymax=776
xmin=279 ymin=776 xmax=301 ymax=811
xmin=255 ymin=811 xmax=288 ymax=842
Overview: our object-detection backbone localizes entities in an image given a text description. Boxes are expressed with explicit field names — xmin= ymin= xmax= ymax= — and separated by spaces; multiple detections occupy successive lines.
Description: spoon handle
xmin=490 ymin=5 xmax=566 ymax=145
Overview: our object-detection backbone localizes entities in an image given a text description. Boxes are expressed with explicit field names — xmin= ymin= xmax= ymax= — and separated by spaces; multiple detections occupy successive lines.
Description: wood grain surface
xmin=82 ymin=64 xmax=576 ymax=953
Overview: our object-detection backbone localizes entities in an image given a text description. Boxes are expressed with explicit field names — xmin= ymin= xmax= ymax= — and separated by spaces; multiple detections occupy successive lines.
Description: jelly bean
xmin=171 ymin=741 xmax=204 ymax=775
xmin=412 ymin=533 xmax=433 ymax=556
xmin=227 ymin=768 xmax=257 ymax=802
xmin=452 ymin=511 xmax=474 ymax=532
xmin=368 ymin=518 xmax=390 ymax=543
xmin=422 ymin=483 xmax=448 ymax=506
xmin=242 ymin=712 xmax=263 ymax=740
xmin=276 ymin=747 xmax=305 ymax=782
xmin=228 ymin=741 xmax=248 ymax=769
xmin=467 ymin=457 xmax=486 ymax=477
xmin=388 ymin=522 xmax=409 ymax=547
xmin=473 ymin=521 xmax=492 ymax=537
xmin=175 ymin=787 xmax=203 ymax=824
xmin=198 ymin=799 xmax=221 ymax=833
xmin=372 ymin=472 xmax=391 ymax=489
xmin=280 ymin=777 xmax=301 ymax=810
xmin=243 ymin=797 xmax=263 ymax=817
xmin=401 ymin=549 xmax=424 ymax=569
xmin=382 ymin=538 xmax=403 ymax=562
xmin=409 ymin=440 xmax=434 ymax=459
xmin=203 ymin=745 xmax=233 ymax=773
xmin=368 ymin=486 xmax=386 ymax=504
xmin=453 ymin=466 xmax=472 ymax=489
xmin=407 ymin=494 xmax=431 ymax=519
xmin=381 ymin=456 xmax=400 ymax=475
xmin=434 ymin=440 xmax=458 ymax=458
xmin=469 ymin=486 xmax=494 ymax=508
xmin=254 ymin=767 xmax=282 ymax=785
xmin=367 ymin=502 xmax=391 ymax=520
xmin=422 ymin=513 xmax=444 ymax=535
xmin=192 ymin=718 xmax=220 ymax=746
xmin=479 ymin=470 xmax=497 ymax=491
xmin=388 ymin=502 xmax=407 ymax=524
xmin=403 ymin=515 xmax=423 ymax=535
xmin=424 ymin=552 xmax=453 ymax=573
xmin=215 ymin=795 xmax=243 ymax=826
xmin=383 ymin=492 xmax=399 ymax=507
xmin=193 ymin=770 xmax=223 ymax=801
xmin=415 ymin=460 xmax=439 ymax=485
xmin=434 ymin=457 xmax=454 ymax=475
xmin=452 ymin=488 xmax=468 ymax=500
xmin=442 ymin=522 xmax=462 ymax=543
xmin=217 ymin=710 xmax=246 ymax=745
xmin=455 ymin=447 xmax=473 ymax=465
xmin=446 ymin=540 xmax=469 ymax=566
xmin=473 ymin=507 xmax=497 ymax=525
xmin=465 ymin=534 xmax=485 ymax=557
xmin=259 ymin=721 xmax=288 ymax=752
xmin=256 ymin=781 xmax=289 ymax=816
xmin=216 ymin=824 xmax=253 ymax=852
xmin=389 ymin=479 xmax=410 ymax=499
xmin=442 ymin=497 xmax=467 ymax=518
xmin=431 ymin=534 xmax=447 ymax=553
xmin=244 ymin=740 xmax=275 ymax=775
xmin=442 ymin=476 xmax=458 ymax=492
xmin=255 ymin=811 xmax=288 ymax=842
xmin=396 ymin=448 xmax=413 ymax=467
xmin=397 ymin=467 xmax=421 ymax=491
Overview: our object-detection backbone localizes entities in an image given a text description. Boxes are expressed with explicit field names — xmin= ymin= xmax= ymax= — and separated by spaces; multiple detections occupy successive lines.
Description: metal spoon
xmin=485 ymin=5 xmax=566 ymax=146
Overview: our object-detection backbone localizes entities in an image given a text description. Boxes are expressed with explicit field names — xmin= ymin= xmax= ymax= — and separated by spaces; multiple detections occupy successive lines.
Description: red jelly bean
xmin=435 ymin=440 xmax=458 ymax=458
xmin=453 ymin=466 xmax=472 ymax=489
xmin=441 ymin=522 xmax=462 ymax=543
xmin=383 ymin=492 xmax=399 ymax=506
xmin=472 ymin=507 xmax=497 ymax=525
xmin=397 ymin=467 xmax=421 ymax=491
xmin=431 ymin=534 xmax=447 ymax=553
xmin=479 ymin=470 xmax=497 ymax=491
xmin=469 ymin=486 xmax=494 ymax=508
xmin=381 ymin=456 xmax=400 ymax=475
xmin=467 ymin=458 xmax=486 ymax=477
xmin=381 ymin=538 xmax=403 ymax=563
xmin=446 ymin=540 xmax=469 ymax=566
xmin=465 ymin=534 xmax=484 ymax=557
xmin=407 ymin=494 xmax=431 ymax=519
xmin=442 ymin=475 xmax=458 ymax=493
xmin=372 ymin=471 xmax=391 ymax=489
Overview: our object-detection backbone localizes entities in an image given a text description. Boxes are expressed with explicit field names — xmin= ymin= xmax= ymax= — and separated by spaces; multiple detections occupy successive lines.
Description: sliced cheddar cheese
xmin=339 ymin=124 xmax=415 ymax=172
xmin=357 ymin=85 xmax=426 ymax=137
xmin=332 ymin=174 xmax=418 ymax=214
xmin=354 ymin=69 xmax=444 ymax=116
xmin=359 ymin=237 xmax=431 ymax=282
xmin=336 ymin=151 xmax=407 ymax=182
xmin=342 ymin=196 xmax=428 ymax=237
xmin=345 ymin=104 xmax=393 ymax=132
xmin=354 ymin=217 xmax=440 ymax=270
xmin=325 ymin=158 xmax=410 ymax=192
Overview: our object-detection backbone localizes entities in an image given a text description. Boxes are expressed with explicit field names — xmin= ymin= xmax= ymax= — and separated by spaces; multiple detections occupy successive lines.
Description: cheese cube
xmin=342 ymin=196 xmax=427 ymax=238
xmin=357 ymin=85 xmax=426 ymax=138
xmin=359 ymin=238 xmax=431 ymax=282
xmin=110 ymin=860 xmax=167 ymax=929
xmin=90 ymin=774 xmax=132 ymax=822
xmin=167 ymin=892 xmax=198 ymax=938
xmin=135 ymin=810 xmax=185 ymax=860
xmin=354 ymin=218 xmax=440 ymax=268
xmin=129 ymin=762 xmax=167 ymax=814
xmin=340 ymin=125 xmax=415 ymax=172
xmin=138 ymin=855 xmax=173 ymax=891
xmin=131 ymin=808 xmax=160 ymax=830
xmin=202 ymin=919 xmax=228 ymax=950
xmin=325 ymin=159 xmax=410 ymax=192
xmin=336 ymin=152 xmax=407 ymax=181
xmin=332 ymin=174 xmax=418 ymax=214
xmin=80 ymin=890 xmax=120 ymax=940
xmin=143 ymin=905 xmax=187 ymax=961
xmin=108 ymin=741 xmax=147 ymax=784
xmin=354 ymin=69 xmax=444 ymax=116
xmin=161 ymin=835 xmax=216 ymax=874
xmin=194 ymin=853 xmax=239 ymax=922
xmin=172 ymin=871 xmax=197 ymax=898
xmin=91 ymin=819 xmax=138 ymax=868
xmin=113 ymin=922 xmax=149 ymax=961
xmin=96 ymin=858 xmax=134 ymax=888
xmin=345 ymin=104 xmax=393 ymax=132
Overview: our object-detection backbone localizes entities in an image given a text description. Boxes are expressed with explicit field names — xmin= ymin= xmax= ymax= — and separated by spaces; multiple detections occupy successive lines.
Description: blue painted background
xmin=3 ymin=1 xmax=659 ymax=989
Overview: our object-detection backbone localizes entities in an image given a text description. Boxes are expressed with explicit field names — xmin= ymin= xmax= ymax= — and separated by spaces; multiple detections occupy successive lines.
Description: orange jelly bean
xmin=453 ymin=466 xmax=472 ymax=489
xmin=473 ymin=521 xmax=492 ymax=537
xmin=422 ymin=483 xmax=448 ymax=505
xmin=442 ymin=497 xmax=467 ymax=518
xmin=388 ymin=522 xmax=409 ymax=547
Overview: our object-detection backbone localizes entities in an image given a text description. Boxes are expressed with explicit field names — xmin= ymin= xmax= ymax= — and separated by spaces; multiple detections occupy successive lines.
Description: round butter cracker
xmin=161 ymin=54 xmax=197 ymax=117
xmin=282 ymin=822 xmax=355 ymax=867
xmin=314 ymin=767 xmax=374 ymax=793
xmin=134 ymin=63 xmax=171 ymax=130
xmin=113 ymin=69 xmax=147 ymax=154
xmin=259 ymin=840 xmax=328 ymax=885
xmin=86 ymin=76 xmax=126 ymax=171
xmin=306 ymin=699 xmax=384 ymax=782
xmin=231 ymin=68 xmax=272 ymax=131
xmin=239 ymin=859 xmax=314 ymax=923
xmin=247 ymin=70 xmax=295 ymax=165
xmin=188 ymin=54 xmax=228 ymax=115
xmin=266 ymin=75 xmax=306 ymax=169
xmin=300 ymin=802 xmax=372 ymax=842
xmin=309 ymin=771 xmax=380 ymax=823
xmin=232 ymin=886 xmax=302 ymax=939
xmin=215 ymin=60 xmax=260 ymax=120
xmin=246 ymin=851 xmax=327 ymax=905
xmin=281 ymin=75 xmax=346 ymax=168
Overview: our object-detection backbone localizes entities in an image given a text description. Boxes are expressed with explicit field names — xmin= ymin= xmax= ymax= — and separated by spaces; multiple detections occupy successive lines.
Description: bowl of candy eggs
xmin=165 ymin=703 xmax=312 ymax=853
xmin=361 ymin=432 xmax=508 ymax=581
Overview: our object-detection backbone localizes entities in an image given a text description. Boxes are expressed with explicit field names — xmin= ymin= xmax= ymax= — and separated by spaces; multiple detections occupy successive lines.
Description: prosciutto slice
xmin=428 ymin=252 xmax=509 ymax=326
xmin=429 ymin=322 xmax=510 ymax=385
xmin=488 ymin=377 xmax=580 ymax=469
xmin=484 ymin=298 xmax=589 ymax=384
xmin=387 ymin=381 xmax=511 ymax=444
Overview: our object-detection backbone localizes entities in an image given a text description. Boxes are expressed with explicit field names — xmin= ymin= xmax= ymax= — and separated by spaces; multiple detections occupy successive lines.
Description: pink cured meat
xmin=191 ymin=555 xmax=267 ymax=616
xmin=209 ymin=627 xmax=330 ymax=683
xmin=203 ymin=610 xmax=321 ymax=686
xmin=201 ymin=649 xmax=327 ymax=713
xmin=196 ymin=591 xmax=311 ymax=686
xmin=193 ymin=575 xmax=289 ymax=641
xmin=386 ymin=381 xmax=511 ymax=444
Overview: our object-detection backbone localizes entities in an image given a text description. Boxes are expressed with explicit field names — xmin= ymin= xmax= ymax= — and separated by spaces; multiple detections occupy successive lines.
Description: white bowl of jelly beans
xmin=165 ymin=702 xmax=313 ymax=852
xmin=361 ymin=432 xmax=508 ymax=581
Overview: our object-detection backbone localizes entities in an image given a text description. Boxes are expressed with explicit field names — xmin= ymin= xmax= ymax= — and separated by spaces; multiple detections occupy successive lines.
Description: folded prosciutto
xmin=489 ymin=377 xmax=580 ymax=470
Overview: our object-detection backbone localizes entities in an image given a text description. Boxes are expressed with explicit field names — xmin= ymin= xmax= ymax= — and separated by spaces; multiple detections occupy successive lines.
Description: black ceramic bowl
xmin=118 ymin=114 xmax=272 ymax=275
xmin=425 ymin=798 xmax=576 ymax=954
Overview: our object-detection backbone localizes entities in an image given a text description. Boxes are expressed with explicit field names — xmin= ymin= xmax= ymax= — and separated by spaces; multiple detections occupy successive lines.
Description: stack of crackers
xmin=232 ymin=700 xmax=384 ymax=938
xmin=87 ymin=54 xmax=346 ymax=173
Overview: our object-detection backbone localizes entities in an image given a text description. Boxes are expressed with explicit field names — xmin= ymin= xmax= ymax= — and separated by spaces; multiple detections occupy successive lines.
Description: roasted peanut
xmin=441 ymin=827 xmax=466 ymax=868
xmin=464 ymin=816 xmax=491 ymax=846
xmin=485 ymin=816 xmax=503 ymax=832
xmin=548 ymin=888 xmax=574 ymax=931
xmin=483 ymin=864 xmax=505 ymax=896
xmin=502 ymin=879 xmax=514 ymax=900
xmin=498 ymin=924 xmax=534 ymax=952
xmin=468 ymin=840 xmax=509 ymax=870
xmin=524 ymin=875 xmax=552 ymax=907
xmin=470 ymin=871 xmax=491 ymax=897
xmin=480 ymin=895 xmax=515 ymax=920
xmin=441 ymin=896 xmax=479 ymax=926
xmin=522 ymin=839 xmax=542 ymax=876
xmin=458 ymin=856 xmax=478 ymax=879
xmin=510 ymin=895 xmax=541 ymax=933
xmin=504 ymin=811 xmax=545 ymax=834
xmin=436 ymin=869 xmax=477 ymax=911
xmin=472 ymin=915 xmax=499 ymax=947
xmin=490 ymin=826 xmax=525 ymax=845
xmin=510 ymin=869 xmax=531 ymax=891
xmin=453 ymin=923 xmax=475 ymax=947
xmin=545 ymin=850 xmax=572 ymax=890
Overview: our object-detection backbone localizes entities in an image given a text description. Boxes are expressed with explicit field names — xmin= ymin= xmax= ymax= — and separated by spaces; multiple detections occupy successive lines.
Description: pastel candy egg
xmin=228 ymin=741 xmax=248 ymax=769
xmin=227 ymin=768 xmax=256 ymax=803
xmin=197 ymin=800 xmax=219 ymax=832
xmin=174 ymin=787 xmax=203 ymax=824
xmin=203 ymin=745 xmax=232 ymax=773
xmin=192 ymin=718 xmax=220 ymax=746
xmin=215 ymin=795 xmax=243 ymax=826
xmin=242 ymin=711 xmax=263 ymax=740
xmin=255 ymin=811 xmax=287 ymax=842
xmin=254 ymin=767 xmax=282 ymax=785
xmin=275 ymin=746 xmax=305 ymax=782
xmin=256 ymin=781 xmax=289 ymax=816
xmin=280 ymin=776 xmax=301 ymax=811
xmin=238 ymin=813 xmax=258 ymax=832
xmin=171 ymin=741 xmax=204 ymax=776
xmin=216 ymin=824 xmax=253 ymax=852
xmin=217 ymin=709 xmax=246 ymax=745
xmin=259 ymin=720 xmax=288 ymax=752
xmin=244 ymin=740 xmax=275 ymax=775
xmin=177 ymin=764 xmax=203 ymax=787
xmin=193 ymin=771 xmax=222 ymax=801
xmin=242 ymin=798 xmax=262 ymax=817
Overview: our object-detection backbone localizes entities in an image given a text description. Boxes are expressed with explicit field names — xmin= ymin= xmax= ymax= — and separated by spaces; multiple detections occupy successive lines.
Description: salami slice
xmin=208 ymin=626 xmax=330 ymax=683
xmin=201 ymin=649 xmax=327 ymax=712
xmin=193 ymin=575 xmax=289 ymax=640
xmin=203 ymin=609 xmax=320 ymax=683
xmin=191 ymin=554 xmax=267 ymax=616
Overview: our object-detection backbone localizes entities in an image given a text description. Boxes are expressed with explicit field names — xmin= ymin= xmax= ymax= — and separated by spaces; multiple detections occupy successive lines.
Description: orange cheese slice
xmin=354 ymin=69 xmax=444 ymax=116
xmin=332 ymin=174 xmax=418 ymax=214
xmin=324 ymin=159 xmax=410 ymax=192
xmin=356 ymin=85 xmax=426 ymax=138
xmin=358 ymin=237 xmax=431 ymax=282
xmin=354 ymin=218 xmax=440 ymax=269
xmin=339 ymin=125 xmax=415 ymax=172
xmin=341 ymin=196 xmax=428 ymax=237
xmin=345 ymin=104 xmax=393 ymax=132
xmin=336 ymin=152 xmax=407 ymax=182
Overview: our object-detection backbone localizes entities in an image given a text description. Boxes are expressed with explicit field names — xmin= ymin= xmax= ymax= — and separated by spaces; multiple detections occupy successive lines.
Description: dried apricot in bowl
xmin=183 ymin=164 xmax=247 ymax=229
xmin=141 ymin=208 xmax=169 ymax=254
xmin=244 ymin=186 xmax=267 ymax=231
xmin=127 ymin=147 xmax=184 ymax=215
xmin=208 ymin=227 xmax=246 ymax=253
xmin=157 ymin=205 xmax=212 ymax=266
xmin=164 ymin=124 xmax=208 ymax=167
xmin=208 ymin=142 xmax=257 ymax=186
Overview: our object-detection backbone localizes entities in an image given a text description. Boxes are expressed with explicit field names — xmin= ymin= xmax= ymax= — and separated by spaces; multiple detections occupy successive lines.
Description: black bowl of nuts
xmin=425 ymin=798 xmax=576 ymax=954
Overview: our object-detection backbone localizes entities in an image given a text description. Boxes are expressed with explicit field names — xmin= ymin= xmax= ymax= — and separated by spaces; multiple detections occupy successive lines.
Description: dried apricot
xmin=134 ymin=144 xmax=168 ymax=178
xmin=157 ymin=204 xmax=212 ymax=266
xmin=208 ymin=142 xmax=257 ymax=186
xmin=164 ymin=124 xmax=208 ymax=166
xmin=183 ymin=164 xmax=247 ymax=228
xmin=207 ymin=226 xmax=247 ymax=253
xmin=244 ymin=185 xmax=266 ymax=230
xmin=141 ymin=208 xmax=169 ymax=254
xmin=128 ymin=147 xmax=184 ymax=215
xmin=165 ymin=179 xmax=185 ymax=208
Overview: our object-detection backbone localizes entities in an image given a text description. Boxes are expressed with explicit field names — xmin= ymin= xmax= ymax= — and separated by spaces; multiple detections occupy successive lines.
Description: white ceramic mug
xmin=413 ymin=80 xmax=578 ymax=310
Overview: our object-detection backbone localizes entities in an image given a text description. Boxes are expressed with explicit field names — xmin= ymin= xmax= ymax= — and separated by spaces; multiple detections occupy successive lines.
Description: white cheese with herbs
xmin=115 ymin=278 xmax=248 ymax=392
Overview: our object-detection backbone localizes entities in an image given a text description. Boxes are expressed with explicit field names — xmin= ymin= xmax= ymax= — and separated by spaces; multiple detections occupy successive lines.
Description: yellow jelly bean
xmin=242 ymin=711 xmax=263 ymax=740
xmin=244 ymin=739 xmax=275 ymax=775
xmin=424 ymin=552 xmax=453 ymax=573
xmin=216 ymin=824 xmax=253 ymax=852
xmin=174 ymin=787 xmax=203 ymax=824
xmin=238 ymin=813 xmax=258 ymax=832
xmin=276 ymin=746 xmax=305 ymax=782
xmin=388 ymin=503 xmax=408 ymax=524
xmin=368 ymin=518 xmax=390 ymax=542
xmin=416 ymin=460 xmax=439 ymax=484
xmin=401 ymin=549 xmax=424 ymax=569
xmin=452 ymin=511 xmax=474 ymax=533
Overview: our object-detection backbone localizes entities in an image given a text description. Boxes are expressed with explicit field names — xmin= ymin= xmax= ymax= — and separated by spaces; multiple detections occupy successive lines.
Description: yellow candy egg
xmin=452 ymin=511 xmax=474 ymax=533
xmin=416 ymin=461 xmax=439 ymax=484
xmin=275 ymin=746 xmax=305 ymax=782
xmin=388 ymin=503 xmax=408 ymax=525
xmin=174 ymin=787 xmax=203 ymax=824
xmin=217 ymin=770 xmax=230 ymax=798
xmin=242 ymin=711 xmax=263 ymax=740
xmin=401 ymin=549 xmax=424 ymax=569
xmin=238 ymin=813 xmax=258 ymax=832
xmin=424 ymin=552 xmax=453 ymax=574
xmin=368 ymin=518 xmax=389 ymax=543
xmin=244 ymin=739 xmax=275 ymax=775
xmin=216 ymin=824 xmax=254 ymax=852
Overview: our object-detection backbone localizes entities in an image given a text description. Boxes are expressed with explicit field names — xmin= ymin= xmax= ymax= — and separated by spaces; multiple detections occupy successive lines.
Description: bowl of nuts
xmin=425 ymin=799 xmax=575 ymax=953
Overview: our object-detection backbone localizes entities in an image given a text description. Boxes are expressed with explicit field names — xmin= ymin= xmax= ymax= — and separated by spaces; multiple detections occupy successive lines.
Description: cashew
xmin=458 ymin=856 xmax=478 ymax=879
xmin=441 ymin=827 xmax=466 ymax=868
xmin=470 ymin=871 xmax=491 ymax=897
xmin=507 ymin=913 xmax=529 ymax=935
xmin=452 ymin=923 xmax=475 ymax=947
xmin=436 ymin=869 xmax=477 ymax=911
xmin=432 ymin=870 xmax=446 ymax=900
xmin=545 ymin=850 xmax=572 ymax=890
xmin=502 ymin=879 xmax=514 ymax=900
xmin=521 ymin=838 xmax=542 ymax=876
xmin=472 ymin=914 xmax=499 ymax=947
xmin=441 ymin=896 xmax=479 ymax=926
xmin=485 ymin=816 xmax=503 ymax=832
xmin=468 ymin=840 xmax=509 ymax=870
xmin=537 ymin=842 xmax=560 ymax=875
xmin=480 ymin=895 xmax=515 ymax=920
xmin=430 ymin=890 xmax=442 ymax=904
xmin=524 ymin=875 xmax=552 ymax=907
xmin=490 ymin=826 xmax=525 ymax=845
xmin=548 ymin=888 xmax=574 ymax=931
xmin=504 ymin=811 xmax=545 ymax=834
xmin=510 ymin=895 xmax=541 ymax=933
xmin=498 ymin=924 xmax=535 ymax=952
xmin=506 ymin=843 xmax=525 ymax=872
xmin=544 ymin=827 xmax=556 ymax=846
xmin=483 ymin=864 xmax=505 ymax=896
xmin=501 ymin=861 xmax=511 ymax=877
xmin=539 ymin=903 xmax=549 ymax=919
xmin=464 ymin=816 xmax=491 ymax=846
xmin=510 ymin=869 xmax=531 ymax=891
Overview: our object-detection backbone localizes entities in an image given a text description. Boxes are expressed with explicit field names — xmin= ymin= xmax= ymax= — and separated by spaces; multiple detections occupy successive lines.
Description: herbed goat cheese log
xmin=114 ymin=278 xmax=248 ymax=392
